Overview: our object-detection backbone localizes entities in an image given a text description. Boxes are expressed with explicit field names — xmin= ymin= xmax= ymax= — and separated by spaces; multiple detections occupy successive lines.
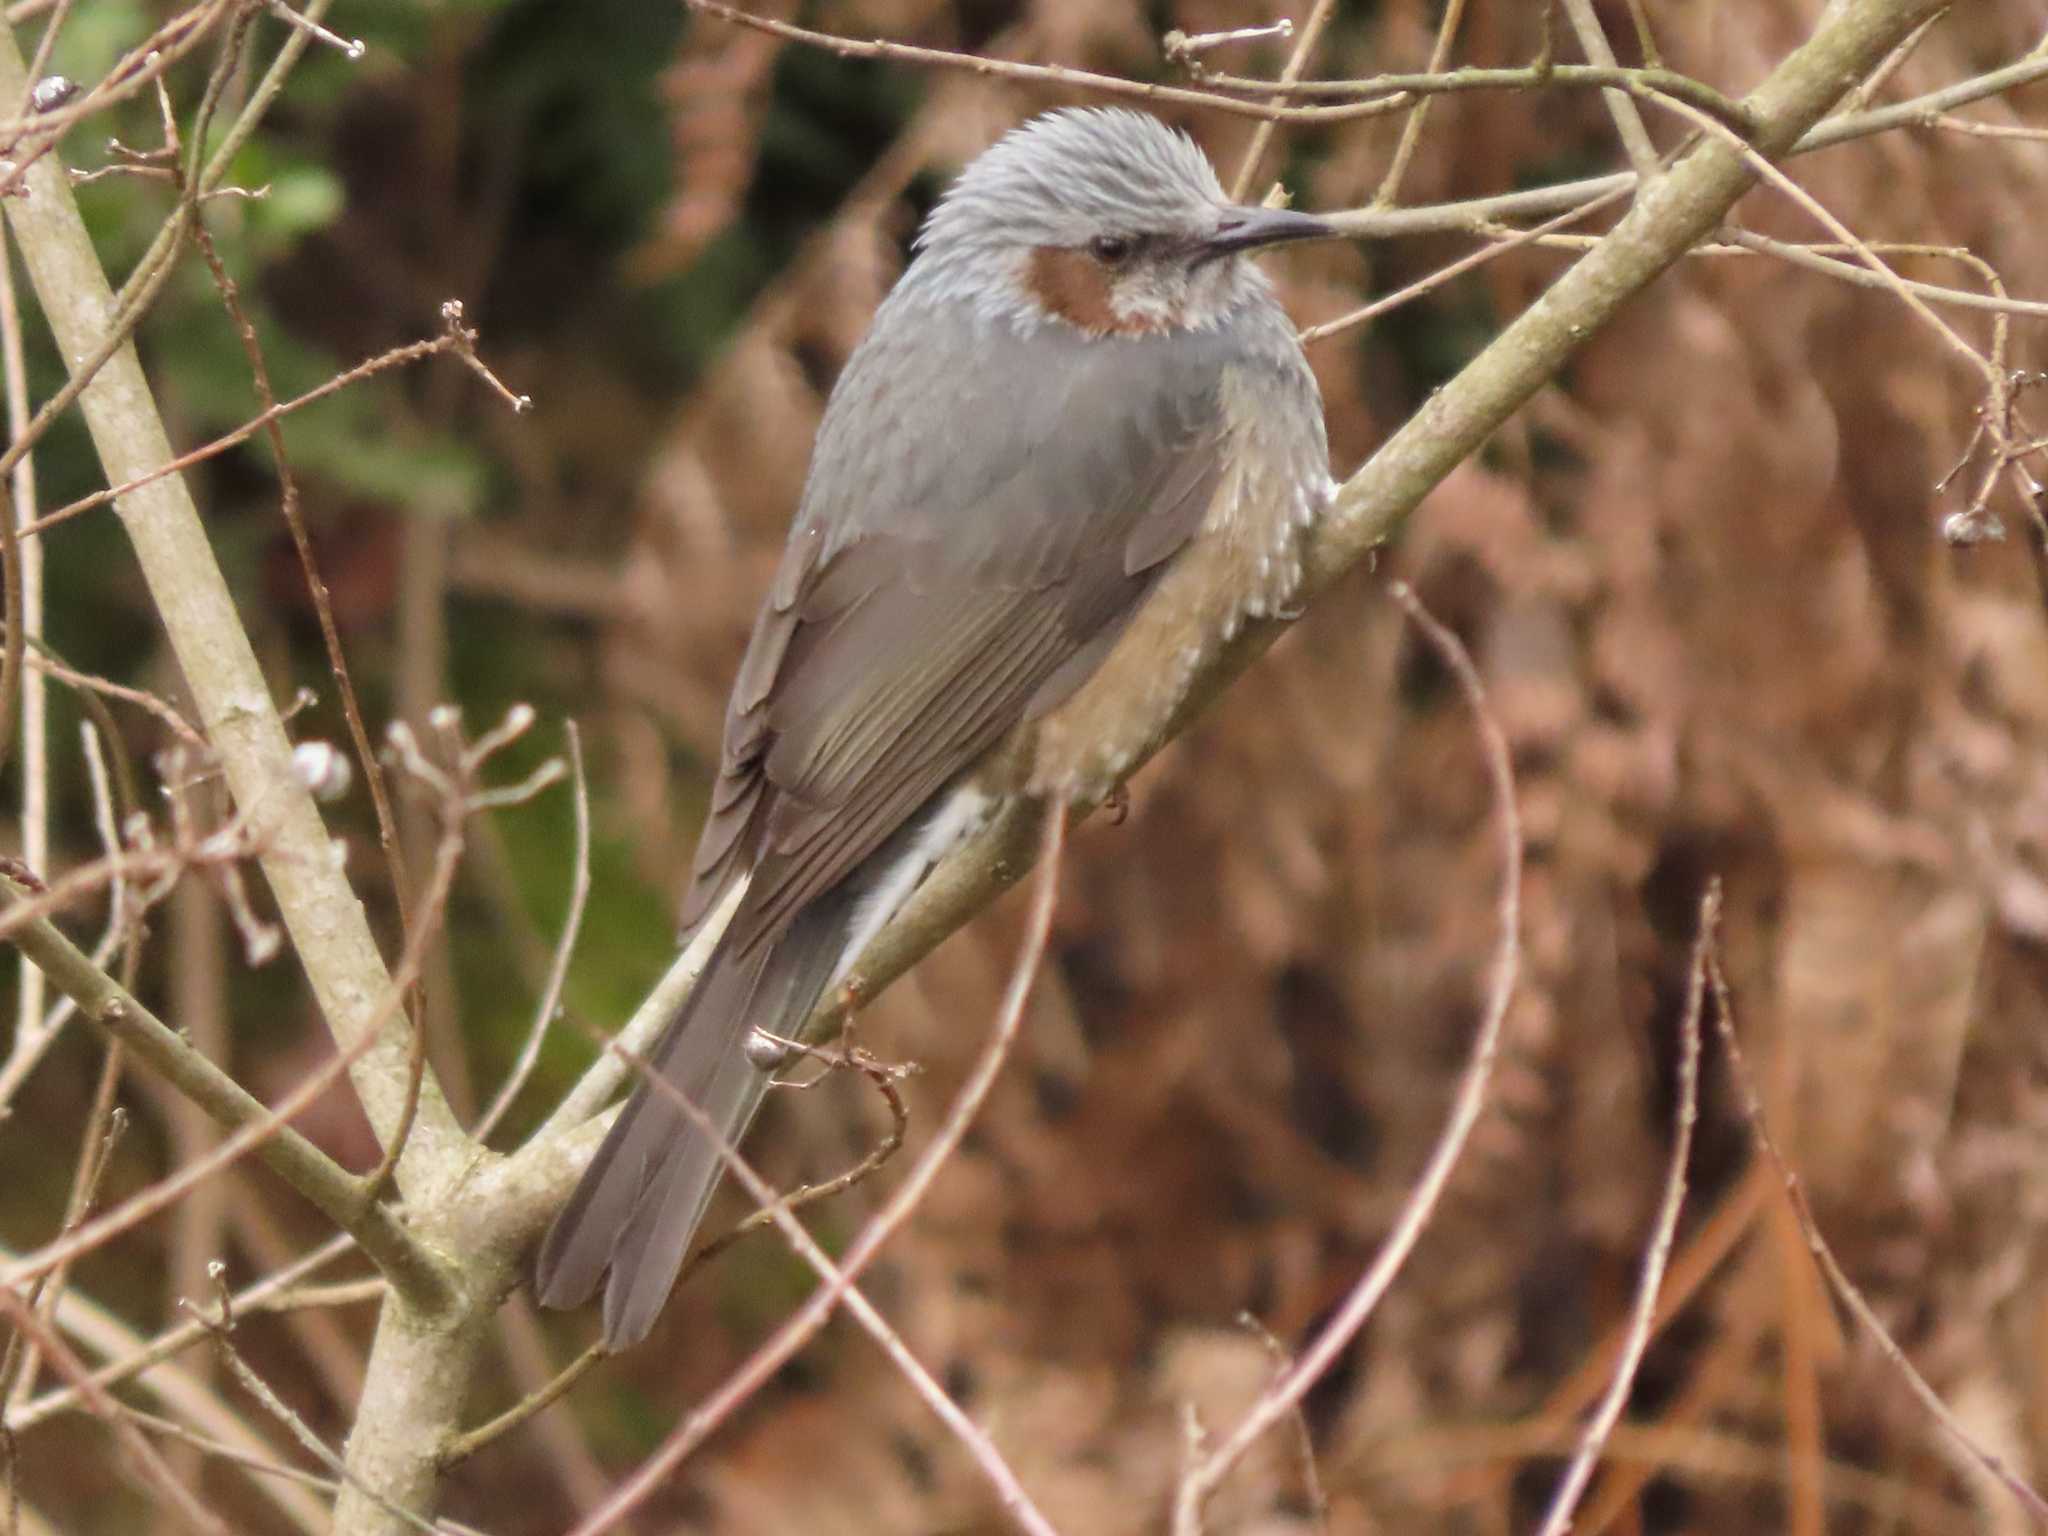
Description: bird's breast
xmin=1002 ymin=363 xmax=1329 ymax=804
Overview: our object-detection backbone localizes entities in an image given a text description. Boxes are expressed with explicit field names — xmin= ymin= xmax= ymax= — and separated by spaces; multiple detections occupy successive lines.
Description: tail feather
xmin=534 ymin=882 xmax=863 ymax=1350
xmin=537 ymin=784 xmax=990 ymax=1349
xmin=601 ymin=1033 xmax=771 ymax=1345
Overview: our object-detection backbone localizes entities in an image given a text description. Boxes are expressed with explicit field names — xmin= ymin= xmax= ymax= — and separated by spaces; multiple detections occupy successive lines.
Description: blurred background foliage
xmin=6 ymin=0 xmax=2048 ymax=1532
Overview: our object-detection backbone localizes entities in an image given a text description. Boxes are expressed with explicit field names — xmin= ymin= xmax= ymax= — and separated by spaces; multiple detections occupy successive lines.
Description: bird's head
xmin=914 ymin=107 xmax=1330 ymax=338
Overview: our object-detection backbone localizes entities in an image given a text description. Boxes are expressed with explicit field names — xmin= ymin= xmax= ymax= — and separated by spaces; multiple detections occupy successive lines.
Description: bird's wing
xmin=679 ymin=313 xmax=1239 ymax=950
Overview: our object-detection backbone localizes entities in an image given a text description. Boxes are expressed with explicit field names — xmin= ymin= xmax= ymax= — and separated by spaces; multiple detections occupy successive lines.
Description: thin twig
xmin=1372 ymin=0 xmax=1471 ymax=207
xmin=364 ymin=704 xmax=557 ymax=1195
xmin=1708 ymin=950 xmax=2048 ymax=1523
xmin=1531 ymin=885 xmax=1708 ymax=1536
xmin=1225 ymin=0 xmax=1338 ymax=203
xmin=682 ymin=0 xmax=1412 ymax=125
xmin=1 ymin=1421 xmax=15 ymax=1536
xmin=1189 ymin=58 xmax=1754 ymax=133
xmin=7 ymin=1235 xmax=363 ymax=1433
xmin=0 ymin=984 xmax=410 ymax=1290
xmin=113 ymin=1402 xmax=492 ymax=1536
xmin=475 ymin=722 xmax=590 ymax=1141
xmin=0 ymin=875 xmax=451 ymax=1307
xmin=1926 ymin=114 xmax=2048 ymax=141
xmin=1559 ymin=0 xmax=1661 ymax=181
xmin=356 ymin=748 xmax=464 ymax=1199
xmin=0 ymin=1099 xmax=124 ymax=1411
xmin=1837 ymin=8 xmax=1946 ymax=114
xmin=1800 ymin=44 xmax=2048 ymax=152
xmin=437 ymin=1343 xmax=604 ymax=1470
xmin=5 ymin=721 xmax=128 ymax=1054
xmin=1442 ymin=1158 xmax=1776 ymax=1513
xmin=1237 ymin=1314 xmax=1330 ymax=1534
xmin=0 ymin=797 xmax=266 ymax=949
xmin=0 ymin=0 xmax=355 ymax=534
xmin=189 ymin=1267 xmax=448 ymax=1536
xmin=259 ymin=0 xmax=361 ymax=60
xmin=448 ymin=1050 xmax=912 ymax=1465
xmin=1620 ymin=0 xmax=1662 ymax=67
xmin=1305 ymin=180 xmax=1636 ymax=343
xmin=1466 ymin=221 xmax=2048 ymax=322
xmin=0 ymin=0 xmax=226 ymax=149
xmin=198 ymin=0 xmax=335 ymax=193
xmin=1175 ymin=582 xmax=1521 ymax=1533
xmin=2 ymin=1091 xmax=124 ymax=1412
xmin=13 ymin=640 xmax=205 ymax=750
xmin=20 ymin=327 xmax=474 ymax=537
xmin=186 ymin=187 xmax=419 ymax=978
xmin=1313 ymin=43 xmax=2048 ymax=244
xmin=563 ymin=809 xmax=1069 ymax=1536
xmin=0 ymin=178 xmax=32 ymax=872
xmin=1639 ymin=85 xmax=1995 ymax=391
xmin=1165 ymin=21 xmax=1295 ymax=63
xmin=0 ymin=1284 xmax=228 ymax=1536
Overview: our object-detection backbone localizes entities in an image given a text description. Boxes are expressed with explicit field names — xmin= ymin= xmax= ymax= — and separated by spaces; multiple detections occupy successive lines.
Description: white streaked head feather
xmin=900 ymin=108 xmax=1276 ymax=337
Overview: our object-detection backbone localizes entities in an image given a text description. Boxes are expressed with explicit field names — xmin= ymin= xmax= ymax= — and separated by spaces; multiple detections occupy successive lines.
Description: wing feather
xmin=684 ymin=307 xmax=1245 ymax=954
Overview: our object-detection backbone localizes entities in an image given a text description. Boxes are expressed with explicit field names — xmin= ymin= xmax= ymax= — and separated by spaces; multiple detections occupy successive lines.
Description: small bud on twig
xmin=743 ymin=1031 xmax=797 ymax=1070
xmin=1162 ymin=19 xmax=1293 ymax=67
xmin=292 ymin=740 xmax=355 ymax=803
xmin=31 ymin=75 xmax=79 ymax=113
xmin=1943 ymin=509 xmax=2007 ymax=546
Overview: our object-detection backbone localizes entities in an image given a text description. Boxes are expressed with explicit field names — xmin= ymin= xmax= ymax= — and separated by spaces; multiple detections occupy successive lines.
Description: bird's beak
xmin=1200 ymin=204 xmax=1332 ymax=261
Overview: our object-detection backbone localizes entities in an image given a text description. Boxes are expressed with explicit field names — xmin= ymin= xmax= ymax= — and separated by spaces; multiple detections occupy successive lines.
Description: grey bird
xmin=536 ymin=107 xmax=1333 ymax=1349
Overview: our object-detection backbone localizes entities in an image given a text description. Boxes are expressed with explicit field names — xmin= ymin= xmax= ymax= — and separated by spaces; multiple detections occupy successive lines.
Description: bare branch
xmin=0 ymin=0 xmax=225 ymax=149
xmin=1565 ymin=0 xmax=1662 ymax=178
xmin=1174 ymin=581 xmax=1521 ymax=1533
xmin=1709 ymin=948 xmax=2048 ymax=1522
xmin=7 ymin=1234 xmax=362 ymax=1434
xmin=0 ymin=1097 xmax=124 ymax=1413
xmin=1639 ymin=83 xmax=1996 ymax=390
xmin=20 ymin=328 xmax=486 ymax=541
xmin=1371 ymin=0 xmax=1473 ymax=208
xmin=362 ymin=704 xmax=558 ymax=1195
xmin=1224 ymin=0 xmax=1337 ymax=202
xmin=563 ymin=809 xmax=1069 ymax=1536
xmin=473 ymin=721 xmax=591 ymax=1141
xmin=0 ymin=875 xmax=451 ymax=1306
xmin=0 ymin=13 xmax=480 ymax=1201
xmin=258 ymin=0 xmax=361 ymax=61
xmin=682 ymin=0 xmax=1409 ymax=124
xmin=0 ymin=1283 xmax=228 ymax=1536
xmin=1531 ymin=886 xmax=1707 ymax=1536
xmin=1305 ymin=179 xmax=1637 ymax=344
xmin=186 ymin=193 xmax=421 ymax=995
xmin=188 ymin=1266 xmax=453 ymax=1536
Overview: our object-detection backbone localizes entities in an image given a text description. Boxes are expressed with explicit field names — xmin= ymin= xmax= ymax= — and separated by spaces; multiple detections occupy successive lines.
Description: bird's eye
xmin=1089 ymin=233 xmax=1136 ymax=265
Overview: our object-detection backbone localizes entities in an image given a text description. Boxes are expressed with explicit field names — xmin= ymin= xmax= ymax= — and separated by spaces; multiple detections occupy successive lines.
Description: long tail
xmin=534 ymin=881 xmax=860 ymax=1349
